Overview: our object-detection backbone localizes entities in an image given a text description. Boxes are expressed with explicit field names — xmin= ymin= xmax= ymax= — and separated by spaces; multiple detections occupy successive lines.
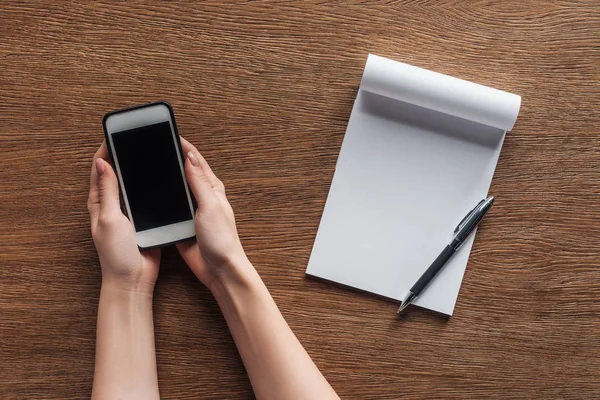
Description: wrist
xmin=101 ymin=276 xmax=155 ymax=297
xmin=98 ymin=282 xmax=154 ymax=322
xmin=209 ymin=256 xmax=262 ymax=300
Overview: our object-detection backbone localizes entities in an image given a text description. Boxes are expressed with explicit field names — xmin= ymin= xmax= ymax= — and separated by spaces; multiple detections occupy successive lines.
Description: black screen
xmin=112 ymin=121 xmax=192 ymax=232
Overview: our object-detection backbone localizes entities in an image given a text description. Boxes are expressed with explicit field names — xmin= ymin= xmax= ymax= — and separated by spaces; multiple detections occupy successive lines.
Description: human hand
xmin=176 ymin=138 xmax=250 ymax=290
xmin=87 ymin=142 xmax=160 ymax=294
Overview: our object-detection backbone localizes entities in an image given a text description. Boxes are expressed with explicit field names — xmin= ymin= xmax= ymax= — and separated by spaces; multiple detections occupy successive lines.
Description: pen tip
xmin=397 ymin=302 xmax=410 ymax=314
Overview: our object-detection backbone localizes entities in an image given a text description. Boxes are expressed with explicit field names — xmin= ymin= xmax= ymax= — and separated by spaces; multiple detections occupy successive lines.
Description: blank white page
xmin=306 ymin=55 xmax=521 ymax=316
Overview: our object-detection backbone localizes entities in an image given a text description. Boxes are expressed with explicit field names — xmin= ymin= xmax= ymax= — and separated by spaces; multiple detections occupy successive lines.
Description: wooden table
xmin=1 ymin=1 xmax=599 ymax=399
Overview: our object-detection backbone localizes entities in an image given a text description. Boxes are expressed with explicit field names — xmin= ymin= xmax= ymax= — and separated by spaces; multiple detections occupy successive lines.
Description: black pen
xmin=397 ymin=196 xmax=495 ymax=314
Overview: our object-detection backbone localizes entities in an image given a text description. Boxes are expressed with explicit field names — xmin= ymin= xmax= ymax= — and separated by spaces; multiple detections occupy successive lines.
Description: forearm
xmin=92 ymin=282 xmax=160 ymax=400
xmin=211 ymin=259 xmax=339 ymax=400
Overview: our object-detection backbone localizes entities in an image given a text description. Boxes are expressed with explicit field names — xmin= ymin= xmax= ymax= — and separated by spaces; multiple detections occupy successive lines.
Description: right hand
xmin=176 ymin=138 xmax=249 ymax=289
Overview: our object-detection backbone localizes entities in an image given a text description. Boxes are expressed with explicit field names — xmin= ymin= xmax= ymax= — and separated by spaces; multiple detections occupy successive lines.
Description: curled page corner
xmin=360 ymin=54 xmax=521 ymax=131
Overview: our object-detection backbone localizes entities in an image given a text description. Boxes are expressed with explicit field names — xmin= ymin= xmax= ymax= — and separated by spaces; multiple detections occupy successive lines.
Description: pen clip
xmin=453 ymin=200 xmax=485 ymax=234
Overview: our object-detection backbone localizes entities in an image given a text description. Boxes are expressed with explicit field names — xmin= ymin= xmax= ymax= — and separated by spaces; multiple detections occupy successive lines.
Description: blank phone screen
xmin=111 ymin=121 xmax=192 ymax=232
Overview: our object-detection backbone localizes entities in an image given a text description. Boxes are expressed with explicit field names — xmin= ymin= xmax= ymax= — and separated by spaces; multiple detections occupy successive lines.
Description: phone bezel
xmin=102 ymin=101 xmax=195 ymax=249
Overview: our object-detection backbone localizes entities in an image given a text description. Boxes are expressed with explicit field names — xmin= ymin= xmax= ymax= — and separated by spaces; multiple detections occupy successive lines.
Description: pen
xmin=397 ymin=196 xmax=495 ymax=314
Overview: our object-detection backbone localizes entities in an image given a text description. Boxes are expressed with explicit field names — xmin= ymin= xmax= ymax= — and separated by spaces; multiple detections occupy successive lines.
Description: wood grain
xmin=1 ymin=1 xmax=599 ymax=399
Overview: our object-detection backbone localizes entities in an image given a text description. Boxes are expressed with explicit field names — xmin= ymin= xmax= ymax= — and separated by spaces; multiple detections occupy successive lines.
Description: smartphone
xmin=102 ymin=101 xmax=195 ymax=248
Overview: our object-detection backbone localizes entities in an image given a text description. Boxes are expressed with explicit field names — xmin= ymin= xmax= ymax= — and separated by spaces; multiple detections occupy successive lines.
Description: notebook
xmin=306 ymin=54 xmax=521 ymax=315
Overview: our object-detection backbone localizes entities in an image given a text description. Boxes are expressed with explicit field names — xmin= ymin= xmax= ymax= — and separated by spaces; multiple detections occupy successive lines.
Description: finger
xmin=89 ymin=141 xmax=110 ymax=191
xmin=180 ymin=137 xmax=223 ymax=193
xmin=176 ymin=240 xmax=208 ymax=279
xmin=141 ymin=247 xmax=161 ymax=266
xmin=193 ymin=152 xmax=224 ymax=193
xmin=179 ymin=136 xmax=196 ymax=154
xmin=94 ymin=140 xmax=109 ymax=161
xmin=96 ymin=158 xmax=122 ymax=217
xmin=176 ymin=240 xmax=200 ymax=265
xmin=185 ymin=151 xmax=219 ymax=208
xmin=88 ymin=141 xmax=110 ymax=224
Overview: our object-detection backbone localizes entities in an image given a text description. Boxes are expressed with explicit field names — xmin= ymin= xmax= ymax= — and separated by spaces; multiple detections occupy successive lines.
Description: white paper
xmin=306 ymin=54 xmax=521 ymax=315
xmin=361 ymin=54 xmax=521 ymax=131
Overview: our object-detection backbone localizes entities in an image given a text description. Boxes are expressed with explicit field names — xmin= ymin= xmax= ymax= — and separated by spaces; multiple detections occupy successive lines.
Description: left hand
xmin=87 ymin=141 xmax=160 ymax=294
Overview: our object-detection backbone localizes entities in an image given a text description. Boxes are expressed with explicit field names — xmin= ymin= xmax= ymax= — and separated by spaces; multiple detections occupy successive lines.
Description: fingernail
xmin=96 ymin=159 xmax=105 ymax=175
xmin=188 ymin=151 xmax=200 ymax=167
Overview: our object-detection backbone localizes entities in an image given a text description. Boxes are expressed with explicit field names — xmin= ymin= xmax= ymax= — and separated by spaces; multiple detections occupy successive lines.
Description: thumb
xmin=96 ymin=159 xmax=122 ymax=216
xmin=185 ymin=151 xmax=217 ymax=208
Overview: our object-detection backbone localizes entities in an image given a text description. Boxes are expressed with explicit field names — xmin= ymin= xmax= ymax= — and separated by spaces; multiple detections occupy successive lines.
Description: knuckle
xmin=216 ymin=179 xmax=226 ymax=193
xmin=87 ymin=200 xmax=95 ymax=214
xmin=97 ymin=213 xmax=119 ymax=228
xmin=90 ymin=225 xmax=99 ymax=240
xmin=98 ymin=181 xmax=108 ymax=196
xmin=195 ymin=171 xmax=210 ymax=184
xmin=198 ymin=198 xmax=220 ymax=216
